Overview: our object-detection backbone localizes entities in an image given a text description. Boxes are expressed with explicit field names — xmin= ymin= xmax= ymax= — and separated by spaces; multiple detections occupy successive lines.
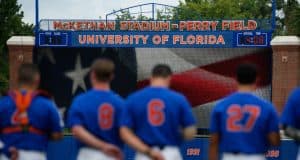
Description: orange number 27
xmin=226 ymin=104 xmax=261 ymax=132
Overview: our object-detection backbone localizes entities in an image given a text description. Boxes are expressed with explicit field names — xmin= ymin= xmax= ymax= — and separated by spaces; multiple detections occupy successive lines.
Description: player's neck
xmin=237 ymin=84 xmax=255 ymax=93
xmin=18 ymin=85 xmax=36 ymax=92
xmin=92 ymin=83 xmax=110 ymax=91
xmin=150 ymin=79 xmax=169 ymax=88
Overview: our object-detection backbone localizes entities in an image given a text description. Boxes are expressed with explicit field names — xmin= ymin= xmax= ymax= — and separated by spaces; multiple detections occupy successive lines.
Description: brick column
xmin=6 ymin=36 xmax=35 ymax=89
xmin=271 ymin=36 xmax=300 ymax=114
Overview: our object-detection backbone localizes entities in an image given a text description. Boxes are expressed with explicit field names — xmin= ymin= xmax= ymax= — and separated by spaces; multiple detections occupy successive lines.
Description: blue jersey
xmin=281 ymin=88 xmax=300 ymax=130
xmin=0 ymin=92 xmax=62 ymax=153
xmin=121 ymin=87 xmax=196 ymax=147
xmin=210 ymin=92 xmax=279 ymax=154
xmin=67 ymin=89 xmax=124 ymax=148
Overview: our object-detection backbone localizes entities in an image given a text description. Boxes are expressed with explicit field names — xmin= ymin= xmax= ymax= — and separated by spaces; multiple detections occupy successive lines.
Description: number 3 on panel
xmin=98 ymin=103 xmax=114 ymax=130
xmin=148 ymin=99 xmax=165 ymax=126
xmin=226 ymin=104 xmax=261 ymax=132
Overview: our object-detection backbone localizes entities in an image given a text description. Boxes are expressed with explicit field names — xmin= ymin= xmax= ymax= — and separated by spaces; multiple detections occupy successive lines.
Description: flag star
xmin=38 ymin=48 xmax=56 ymax=64
xmin=65 ymin=54 xmax=90 ymax=94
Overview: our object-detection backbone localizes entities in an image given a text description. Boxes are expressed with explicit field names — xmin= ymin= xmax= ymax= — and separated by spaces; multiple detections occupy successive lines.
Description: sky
xmin=19 ymin=0 xmax=180 ymax=24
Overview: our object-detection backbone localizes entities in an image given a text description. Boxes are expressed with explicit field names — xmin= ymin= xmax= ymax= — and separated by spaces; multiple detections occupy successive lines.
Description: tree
xmin=175 ymin=0 xmax=299 ymax=35
xmin=0 ymin=0 xmax=34 ymax=93
xmin=116 ymin=10 xmax=136 ymax=20
xmin=174 ymin=0 xmax=269 ymax=19
xmin=284 ymin=1 xmax=300 ymax=35
xmin=156 ymin=9 xmax=173 ymax=20
xmin=113 ymin=7 xmax=173 ymax=20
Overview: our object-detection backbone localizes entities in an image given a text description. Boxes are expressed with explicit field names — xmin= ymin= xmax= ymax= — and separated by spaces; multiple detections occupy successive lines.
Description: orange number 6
xmin=98 ymin=103 xmax=114 ymax=130
xmin=148 ymin=99 xmax=165 ymax=126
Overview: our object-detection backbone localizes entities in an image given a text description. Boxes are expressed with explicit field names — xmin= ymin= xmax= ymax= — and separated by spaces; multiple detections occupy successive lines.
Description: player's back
xmin=124 ymin=86 xmax=195 ymax=147
xmin=67 ymin=89 xmax=124 ymax=148
xmin=281 ymin=87 xmax=300 ymax=129
xmin=211 ymin=92 xmax=279 ymax=154
xmin=0 ymin=93 xmax=61 ymax=152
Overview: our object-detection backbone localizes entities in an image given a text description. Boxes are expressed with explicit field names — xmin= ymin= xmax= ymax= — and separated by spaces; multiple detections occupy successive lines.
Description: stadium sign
xmin=37 ymin=20 xmax=272 ymax=48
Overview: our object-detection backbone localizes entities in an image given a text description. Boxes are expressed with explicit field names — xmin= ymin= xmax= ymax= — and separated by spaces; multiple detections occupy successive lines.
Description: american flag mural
xmin=34 ymin=47 xmax=272 ymax=129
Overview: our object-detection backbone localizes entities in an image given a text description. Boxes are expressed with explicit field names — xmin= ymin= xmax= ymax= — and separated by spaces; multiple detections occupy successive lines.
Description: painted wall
xmin=47 ymin=136 xmax=298 ymax=160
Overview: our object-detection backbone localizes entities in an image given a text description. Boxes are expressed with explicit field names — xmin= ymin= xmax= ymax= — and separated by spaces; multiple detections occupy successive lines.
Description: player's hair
xmin=151 ymin=64 xmax=173 ymax=78
xmin=236 ymin=63 xmax=257 ymax=85
xmin=91 ymin=58 xmax=115 ymax=82
xmin=18 ymin=63 xmax=40 ymax=86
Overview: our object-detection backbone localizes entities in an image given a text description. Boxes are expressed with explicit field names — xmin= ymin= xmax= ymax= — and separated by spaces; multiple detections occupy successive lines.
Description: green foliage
xmin=284 ymin=1 xmax=300 ymax=36
xmin=0 ymin=0 xmax=34 ymax=93
xmin=136 ymin=14 xmax=150 ymax=20
xmin=114 ymin=8 xmax=173 ymax=20
xmin=175 ymin=0 xmax=300 ymax=35
xmin=174 ymin=0 xmax=272 ymax=19
xmin=156 ymin=9 xmax=173 ymax=20
xmin=109 ymin=0 xmax=300 ymax=35
xmin=116 ymin=10 xmax=136 ymax=20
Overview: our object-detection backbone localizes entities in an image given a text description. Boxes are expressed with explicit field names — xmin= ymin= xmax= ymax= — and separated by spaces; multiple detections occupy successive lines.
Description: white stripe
xmin=136 ymin=48 xmax=260 ymax=80
xmin=297 ymin=146 xmax=300 ymax=160
xmin=136 ymin=48 xmax=196 ymax=80
xmin=170 ymin=48 xmax=261 ymax=67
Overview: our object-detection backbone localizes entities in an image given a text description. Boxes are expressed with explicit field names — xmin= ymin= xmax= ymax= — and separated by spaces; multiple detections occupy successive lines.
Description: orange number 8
xmin=98 ymin=103 xmax=114 ymax=130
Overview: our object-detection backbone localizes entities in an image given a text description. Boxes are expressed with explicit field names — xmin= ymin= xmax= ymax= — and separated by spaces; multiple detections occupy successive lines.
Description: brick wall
xmin=6 ymin=36 xmax=34 ymax=89
xmin=271 ymin=36 xmax=300 ymax=114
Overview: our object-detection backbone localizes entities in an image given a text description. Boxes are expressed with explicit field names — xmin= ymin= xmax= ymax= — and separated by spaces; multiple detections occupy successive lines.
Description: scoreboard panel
xmin=236 ymin=32 xmax=269 ymax=47
xmin=39 ymin=32 xmax=69 ymax=47
xmin=36 ymin=30 xmax=272 ymax=48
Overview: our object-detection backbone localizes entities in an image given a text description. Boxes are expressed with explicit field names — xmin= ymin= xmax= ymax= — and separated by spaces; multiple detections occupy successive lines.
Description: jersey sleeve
xmin=180 ymin=95 xmax=196 ymax=128
xmin=266 ymin=105 xmax=280 ymax=134
xmin=281 ymin=90 xmax=298 ymax=127
xmin=210 ymin=105 xmax=221 ymax=134
xmin=120 ymin=98 xmax=134 ymax=128
xmin=67 ymin=99 xmax=84 ymax=128
xmin=116 ymin=98 xmax=126 ymax=128
xmin=48 ymin=102 xmax=63 ymax=132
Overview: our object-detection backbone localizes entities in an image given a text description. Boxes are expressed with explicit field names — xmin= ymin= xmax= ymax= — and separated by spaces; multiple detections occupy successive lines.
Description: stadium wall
xmin=271 ymin=36 xmax=300 ymax=113
xmin=46 ymin=136 xmax=297 ymax=160
xmin=5 ymin=36 xmax=300 ymax=160
xmin=6 ymin=36 xmax=300 ymax=113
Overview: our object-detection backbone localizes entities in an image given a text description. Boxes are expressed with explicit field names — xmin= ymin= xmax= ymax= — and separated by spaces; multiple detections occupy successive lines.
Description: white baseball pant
xmin=222 ymin=153 xmax=265 ymax=160
xmin=135 ymin=146 xmax=182 ymax=160
xmin=297 ymin=146 xmax=300 ymax=160
xmin=0 ymin=150 xmax=46 ymax=160
xmin=77 ymin=147 xmax=115 ymax=160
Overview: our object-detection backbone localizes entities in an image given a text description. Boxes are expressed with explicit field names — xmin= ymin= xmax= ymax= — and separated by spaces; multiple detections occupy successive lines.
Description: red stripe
xmin=201 ymin=50 xmax=271 ymax=87
xmin=137 ymin=51 xmax=271 ymax=107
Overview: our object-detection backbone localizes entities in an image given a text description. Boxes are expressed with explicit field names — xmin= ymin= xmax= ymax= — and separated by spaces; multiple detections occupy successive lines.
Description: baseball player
xmin=209 ymin=63 xmax=280 ymax=160
xmin=120 ymin=64 xmax=197 ymax=160
xmin=281 ymin=87 xmax=300 ymax=160
xmin=0 ymin=63 xmax=63 ymax=160
xmin=67 ymin=58 xmax=124 ymax=160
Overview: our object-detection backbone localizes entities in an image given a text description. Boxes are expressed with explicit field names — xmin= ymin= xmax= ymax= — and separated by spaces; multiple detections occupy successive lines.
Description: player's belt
xmin=1 ymin=126 xmax=45 ymax=135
